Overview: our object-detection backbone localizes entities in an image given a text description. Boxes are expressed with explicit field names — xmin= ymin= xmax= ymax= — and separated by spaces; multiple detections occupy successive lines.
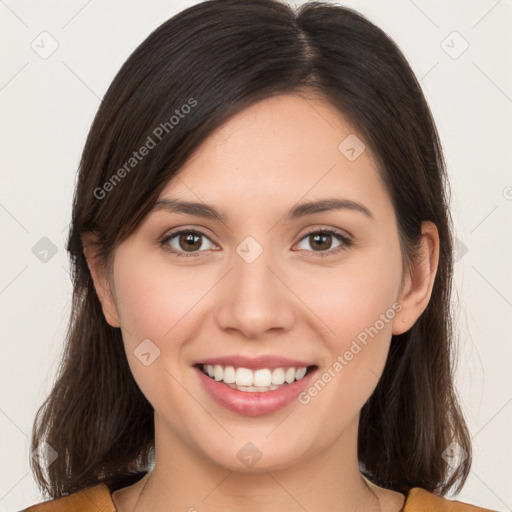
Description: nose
xmin=214 ymin=244 xmax=295 ymax=340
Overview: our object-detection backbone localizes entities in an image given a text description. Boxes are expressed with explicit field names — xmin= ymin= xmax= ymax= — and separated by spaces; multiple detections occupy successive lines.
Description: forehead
xmin=159 ymin=93 xmax=389 ymax=218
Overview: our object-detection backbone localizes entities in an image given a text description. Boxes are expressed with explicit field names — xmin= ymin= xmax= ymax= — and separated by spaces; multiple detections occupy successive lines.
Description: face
xmin=93 ymin=93 xmax=420 ymax=473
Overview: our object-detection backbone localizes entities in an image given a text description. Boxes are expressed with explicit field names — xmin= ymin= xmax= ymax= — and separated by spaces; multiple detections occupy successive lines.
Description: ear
xmin=81 ymin=232 xmax=121 ymax=328
xmin=392 ymin=221 xmax=440 ymax=335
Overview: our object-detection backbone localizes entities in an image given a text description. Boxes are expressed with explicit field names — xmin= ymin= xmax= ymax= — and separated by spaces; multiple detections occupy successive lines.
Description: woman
xmin=21 ymin=0 xmax=496 ymax=510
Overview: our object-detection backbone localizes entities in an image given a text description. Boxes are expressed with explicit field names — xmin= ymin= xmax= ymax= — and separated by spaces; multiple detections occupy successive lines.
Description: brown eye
xmin=161 ymin=229 xmax=215 ymax=257
xmin=178 ymin=232 xmax=202 ymax=252
xmin=295 ymin=229 xmax=352 ymax=257
xmin=309 ymin=233 xmax=334 ymax=251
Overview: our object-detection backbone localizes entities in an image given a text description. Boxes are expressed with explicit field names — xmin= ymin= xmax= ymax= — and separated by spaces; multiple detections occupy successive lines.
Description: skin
xmin=84 ymin=93 xmax=439 ymax=512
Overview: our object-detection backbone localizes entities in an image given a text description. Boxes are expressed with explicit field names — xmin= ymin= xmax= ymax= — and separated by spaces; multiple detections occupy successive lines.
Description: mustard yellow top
xmin=19 ymin=482 xmax=497 ymax=511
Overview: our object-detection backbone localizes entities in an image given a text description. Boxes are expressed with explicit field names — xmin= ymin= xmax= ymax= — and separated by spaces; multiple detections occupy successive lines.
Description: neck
xmin=126 ymin=418 xmax=384 ymax=512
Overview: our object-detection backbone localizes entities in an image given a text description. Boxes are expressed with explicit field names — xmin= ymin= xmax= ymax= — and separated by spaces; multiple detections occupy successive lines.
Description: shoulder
xmin=19 ymin=483 xmax=115 ymax=512
xmin=404 ymin=488 xmax=498 ymax=511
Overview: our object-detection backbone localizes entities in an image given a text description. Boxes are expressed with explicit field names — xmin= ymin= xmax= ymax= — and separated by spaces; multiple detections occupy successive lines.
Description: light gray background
xmin=1 ymin=1 xmax=511 ymax=510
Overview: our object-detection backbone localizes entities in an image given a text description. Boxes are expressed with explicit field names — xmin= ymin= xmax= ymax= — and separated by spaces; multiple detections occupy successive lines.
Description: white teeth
xmin=285 ymin=367 xmax=296 ymax=384
xmin=213 ymin=365 xmax=223 ymax=381
xmin=235 ymin=367 xmax=253 ymax=386
xmin=201 ymin=364 xmax=312 ymax=391
xmin=295 ymin=367 xmax=307 ymax=380
xmin=253 ymin=369 xmax=272 ymax=387
xmin=271 ymin=368 xmax=285 ymax=385
xmin=223 ymin=365 xmax=236 ymax=384
xmin=226 ymin=384 xmax=281 ymax=392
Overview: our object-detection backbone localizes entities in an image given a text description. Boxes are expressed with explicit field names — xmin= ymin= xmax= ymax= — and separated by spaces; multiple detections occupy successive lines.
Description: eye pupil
xmin=311 ymin=233 xmax=331 ymax=251
xmin=180 ymin=233 xmax=201 ymax=251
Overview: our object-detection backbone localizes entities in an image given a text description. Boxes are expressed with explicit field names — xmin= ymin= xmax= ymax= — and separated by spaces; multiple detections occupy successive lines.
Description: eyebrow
xmin=151 ymin=197 xmax=374 ymax=222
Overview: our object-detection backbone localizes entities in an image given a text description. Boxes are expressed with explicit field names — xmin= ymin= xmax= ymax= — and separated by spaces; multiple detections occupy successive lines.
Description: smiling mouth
xmin=196 ymin=363 xmax=318 ymax=393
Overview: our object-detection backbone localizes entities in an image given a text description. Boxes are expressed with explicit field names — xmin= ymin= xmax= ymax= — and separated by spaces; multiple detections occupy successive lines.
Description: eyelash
xmin=160 ymin=228 xmax=353 ymax=258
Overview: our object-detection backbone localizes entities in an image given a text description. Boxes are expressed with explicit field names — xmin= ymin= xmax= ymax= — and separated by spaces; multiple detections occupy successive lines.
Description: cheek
xmin=295 ymin=243 xmax=403 ymax=344
xmin=112 ymin=250 xmax=208 ymax=342
xmin=294 ymin=244 xmax=402 ymax=409
xmin=110 ymin=252 xmax=221 ymax=395
xmin=111 ymin=256 xmax=205 ymax=410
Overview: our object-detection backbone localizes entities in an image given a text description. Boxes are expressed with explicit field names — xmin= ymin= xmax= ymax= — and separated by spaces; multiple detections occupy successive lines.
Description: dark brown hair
xmin=29 ymin=0 xmax=471 ymax=500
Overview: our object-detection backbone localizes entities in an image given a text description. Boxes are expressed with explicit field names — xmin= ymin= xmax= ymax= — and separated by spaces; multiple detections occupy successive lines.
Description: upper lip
xmin=195 ymin=355 xmax=316 ymax=369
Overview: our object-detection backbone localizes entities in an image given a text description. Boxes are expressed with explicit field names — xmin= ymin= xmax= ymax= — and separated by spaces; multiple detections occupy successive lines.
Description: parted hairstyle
xmin=29 ymin=0 xmax=471 ymax=500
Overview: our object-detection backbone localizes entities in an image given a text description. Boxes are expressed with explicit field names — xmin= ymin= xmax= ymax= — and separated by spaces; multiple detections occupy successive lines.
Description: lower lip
xmin=195 ymin=366 xmax=318 ymax=417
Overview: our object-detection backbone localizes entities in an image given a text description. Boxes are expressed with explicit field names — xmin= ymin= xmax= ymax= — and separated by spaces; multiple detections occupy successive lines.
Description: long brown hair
xmin=29 ymin=0 xmax=471 ymax=499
